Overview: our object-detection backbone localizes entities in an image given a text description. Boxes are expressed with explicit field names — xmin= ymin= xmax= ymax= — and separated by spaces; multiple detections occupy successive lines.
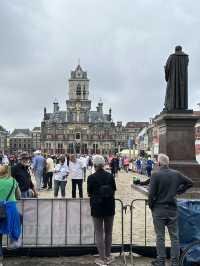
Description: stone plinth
xmin=156 ymin=111 xmax=200 ymax=187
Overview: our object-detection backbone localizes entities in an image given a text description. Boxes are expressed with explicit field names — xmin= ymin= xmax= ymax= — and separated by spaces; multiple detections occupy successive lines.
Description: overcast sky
xmin=1 ymin=0 xmax=200 ymax=131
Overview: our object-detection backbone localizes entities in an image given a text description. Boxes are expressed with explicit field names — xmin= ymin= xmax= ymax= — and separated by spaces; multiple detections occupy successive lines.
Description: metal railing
xmin=2 ymin=195 xmax=200 ymax=265
xmin=2 ymin=197 xmax=171 ymax=264
xmin=3 ymin=198 xmax=125 ymax=253
xmin=129 ymin=199 xmax=146 ymax=265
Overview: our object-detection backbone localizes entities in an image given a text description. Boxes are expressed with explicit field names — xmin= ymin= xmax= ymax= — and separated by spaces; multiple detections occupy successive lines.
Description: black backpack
xmin=98 ymin=177 xmax=114 ymax=199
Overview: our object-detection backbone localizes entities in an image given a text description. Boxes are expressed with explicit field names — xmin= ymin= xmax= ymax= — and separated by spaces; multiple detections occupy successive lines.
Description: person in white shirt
xmin=2 ymin=155 xmax=9 ymax=165
xmin=45 ymin=155 xmax=54 ymax=190
xmin=69 ymin=154 xmax=84 ymax=198
xmin=54 ymin=156 xmax=69 ymax=198
xmin=80 ymin=155 xmax=88 ymax=181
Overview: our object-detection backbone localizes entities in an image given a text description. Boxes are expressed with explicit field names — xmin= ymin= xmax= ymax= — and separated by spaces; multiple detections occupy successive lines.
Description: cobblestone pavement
xmin=3 ymin=255 xmax=154 ymax=265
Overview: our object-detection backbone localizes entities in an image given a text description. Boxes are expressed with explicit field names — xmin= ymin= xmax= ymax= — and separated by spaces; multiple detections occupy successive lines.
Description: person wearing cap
xmin=11 ymin=154 xmax=37 ymax=198
xmin=54 ymin=156 xmax=69 ymax=198
xmin=32 ymin=150 xmax=46 ymax=191
xmin=87 ymin=155 xmax=116 ymax=266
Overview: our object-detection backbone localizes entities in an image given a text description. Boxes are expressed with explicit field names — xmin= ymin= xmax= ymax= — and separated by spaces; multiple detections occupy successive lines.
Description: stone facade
xmin=135 ymin=118 xmax=159 ymax=157
xmin=32 ymin=127 xmax=41 ymax=151
xmin=0 ymin=125 xmax=8 ymax=153
xmin=9 ymin=129 xmax=32 ymax=154
xmin=41 ymin=65 xmax=147 ymax=155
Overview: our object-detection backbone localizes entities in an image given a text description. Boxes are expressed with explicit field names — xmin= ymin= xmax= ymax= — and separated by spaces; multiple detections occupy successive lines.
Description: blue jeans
xmin=21 ymin=190 xmax=32 ymax=198
xmin=35 ymin=170 xmax=43 ymax=191
xmin=54 ymin=180 xmax=67 ymax=198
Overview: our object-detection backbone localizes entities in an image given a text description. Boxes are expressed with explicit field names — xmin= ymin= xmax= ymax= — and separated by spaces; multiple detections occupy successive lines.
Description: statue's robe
xmin=164 ymin=51 xmax=189 ymax=111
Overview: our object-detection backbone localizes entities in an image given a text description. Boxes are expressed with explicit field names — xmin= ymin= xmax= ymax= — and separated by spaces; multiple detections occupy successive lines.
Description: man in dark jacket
xmin=110 ymin=155 xmax=119 ymax=178
xmin=11 ymin=153 xmax=37 ymax=198
xmin=87 ymin=155 xmax=116 ymax=266
xmin=148 ymin=153 xmax=193 ymax=266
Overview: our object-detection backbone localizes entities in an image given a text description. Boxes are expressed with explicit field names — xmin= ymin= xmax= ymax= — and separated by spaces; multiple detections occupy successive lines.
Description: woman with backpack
xmin=0 ymin=165 xmax=21 ymax=266
xmin=87 ymin=155 xmax=116 ymax=266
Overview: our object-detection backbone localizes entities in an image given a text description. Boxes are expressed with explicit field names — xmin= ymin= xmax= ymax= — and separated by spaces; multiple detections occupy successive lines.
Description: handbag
xmin=0 ymin=179 xmax=15 ymax=221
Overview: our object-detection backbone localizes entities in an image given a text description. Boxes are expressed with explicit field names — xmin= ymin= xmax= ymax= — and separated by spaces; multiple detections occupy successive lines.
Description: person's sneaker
xmin=7 ymin=238 xmax=22 ymax=250
xmin=94 ymin=258 xmax=107 ymax=266
xmin=151 ymin=259 xmax=165 ymax=266
xmin=105 ymin=256 xmax=115 ymax=264
xmin=0 ymin=262 xmax=3 ymax=266
xmin=40 ymin=187 xmax=47 ymax=191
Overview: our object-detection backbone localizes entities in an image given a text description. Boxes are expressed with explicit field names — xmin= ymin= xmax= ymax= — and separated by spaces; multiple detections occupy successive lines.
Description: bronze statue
xmin=164 ymin=46 xmax=189 ymax=111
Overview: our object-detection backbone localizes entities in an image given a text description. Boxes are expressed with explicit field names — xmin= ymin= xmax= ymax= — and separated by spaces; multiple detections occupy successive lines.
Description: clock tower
xmin=66 ymin=65 xmax=91 ymax=123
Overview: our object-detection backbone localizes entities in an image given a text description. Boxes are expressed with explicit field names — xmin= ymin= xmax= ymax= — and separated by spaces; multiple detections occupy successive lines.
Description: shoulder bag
xmin=0 ymin=179 xmax=15 ymax=221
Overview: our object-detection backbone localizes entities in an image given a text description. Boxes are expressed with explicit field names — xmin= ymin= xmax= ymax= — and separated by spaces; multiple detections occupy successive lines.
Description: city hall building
xmin=40 ymin=65 xmax=145 ymax=155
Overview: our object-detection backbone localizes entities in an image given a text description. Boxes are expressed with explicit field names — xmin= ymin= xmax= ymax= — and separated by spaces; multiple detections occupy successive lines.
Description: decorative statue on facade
xmin=164 ymin=46 xmax=189 ymax=112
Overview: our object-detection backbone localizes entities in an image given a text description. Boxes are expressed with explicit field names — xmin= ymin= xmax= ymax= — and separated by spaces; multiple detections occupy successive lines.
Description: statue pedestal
xmin=156 ymin=111 xmax=200 ymax=187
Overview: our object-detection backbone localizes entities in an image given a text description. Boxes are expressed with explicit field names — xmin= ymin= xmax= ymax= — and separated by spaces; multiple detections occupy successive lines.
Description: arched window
xmin=76 ymin=84 xmax=81 ymax=96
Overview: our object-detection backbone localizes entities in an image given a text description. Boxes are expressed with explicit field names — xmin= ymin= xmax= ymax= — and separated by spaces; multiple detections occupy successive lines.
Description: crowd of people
xmin=0 ymin=150 xmax=156 ymax=200
xmin=0 ymin=150 xmax=194 ymax=266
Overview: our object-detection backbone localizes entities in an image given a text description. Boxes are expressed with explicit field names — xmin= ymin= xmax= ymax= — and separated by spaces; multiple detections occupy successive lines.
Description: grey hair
xmin=158 ymin=153 xmax=169 ymax=166
xmin=93 ymin=155 xmax=105 ymax=167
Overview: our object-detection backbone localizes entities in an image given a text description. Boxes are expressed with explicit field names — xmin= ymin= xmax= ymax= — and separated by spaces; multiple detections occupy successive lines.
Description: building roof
xmin=194 ymin=111 xmax=200 ymax=116
xmin=70 ymin=64 xmax=88 ymax=80
xmin=32 ymin=127 xmax=41 ymax=131
xmin=10 ymin=129 xmax=32 ymax=138
xmin=89 ymin=111 xmax=110 ymax=123
xmin=126 ymin=122 xmax=149 ymax=128
xmin=0 ymin=125 xmax=6 ymax=132
xmin=45 ymin=111 xmax=67 ymax=123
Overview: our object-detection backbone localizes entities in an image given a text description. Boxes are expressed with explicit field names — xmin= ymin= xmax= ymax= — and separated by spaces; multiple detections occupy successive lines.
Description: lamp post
xmin=53 ymin=122 xmax=56 ymax=155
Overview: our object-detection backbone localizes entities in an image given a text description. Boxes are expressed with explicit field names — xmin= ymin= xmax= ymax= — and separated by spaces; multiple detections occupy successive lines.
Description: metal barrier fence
xmin=3 ymin=197 xmax=174 ymax=265
xmin=3 ymin=197 xmax=199 ymax=265
xmin=129 ymin=198 xmax=173 ymax=265
xmin=3 ymin=198 xmax=125 ymax=256
xmin=130 ymin=199 xmax=149 ymax=247
xmin=130 ymin=199 xmax=151 ymax=265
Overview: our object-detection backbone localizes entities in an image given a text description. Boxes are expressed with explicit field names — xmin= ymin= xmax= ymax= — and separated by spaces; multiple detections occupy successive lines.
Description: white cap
xmin=34 ymin=150 xmax=41 ymax=155
xmin=93 ymin=155 xmax=105 ymax=166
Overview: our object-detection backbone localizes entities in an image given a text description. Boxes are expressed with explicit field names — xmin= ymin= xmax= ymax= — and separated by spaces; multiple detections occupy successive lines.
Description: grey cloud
xmin=0 ymin=0 xmax=200 ymax=130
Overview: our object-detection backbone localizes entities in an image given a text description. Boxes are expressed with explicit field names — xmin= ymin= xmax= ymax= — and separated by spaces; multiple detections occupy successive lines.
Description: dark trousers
xmin=21 ymin=190 xmax=33 ymax=198
xmin=146 ymin=166 xmax=152 ymax=177
xmin=83 ymin=167 xmax=87 ymax=181
xmin=111 ymin=169 xmax=116 ymax=178
xmin=54 ymin=180 xmax=67 ymax=198
xmin=0 ymin=234 xmax=2 ymax=258
xmin=72 ymin=179 xmax=83 ymax=198
xmin=45 ymin=172 xmax=53 ymax=188
xmin=152 ymin=210 xmax=180 ymax=266
xmin=93 ymin=216 xmax=114 ymax=259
